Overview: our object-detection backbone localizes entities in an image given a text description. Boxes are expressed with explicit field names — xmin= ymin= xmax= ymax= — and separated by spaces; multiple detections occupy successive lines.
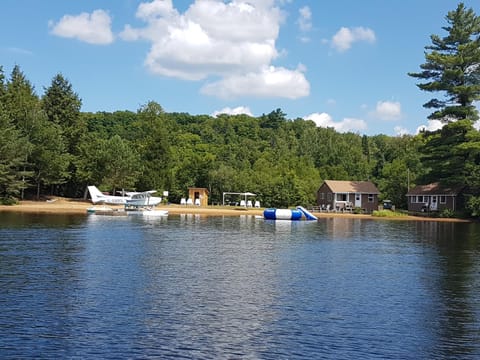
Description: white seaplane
xmin=87 ymin=186 xmax=163 ymax=207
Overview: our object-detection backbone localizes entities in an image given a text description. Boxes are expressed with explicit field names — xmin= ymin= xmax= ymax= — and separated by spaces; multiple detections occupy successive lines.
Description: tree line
xmin=0 ymin=3 xmax=479 ymax=216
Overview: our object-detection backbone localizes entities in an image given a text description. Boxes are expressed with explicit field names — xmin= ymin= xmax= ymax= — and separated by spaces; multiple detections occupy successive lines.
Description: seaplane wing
xmin=125 ymin=190 xmax=157 ymax=196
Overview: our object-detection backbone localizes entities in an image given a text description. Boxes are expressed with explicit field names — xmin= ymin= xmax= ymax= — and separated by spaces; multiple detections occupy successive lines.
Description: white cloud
xmin=6 ymin=47 xmax=33 ymax=56
xmin=331 ymin=26 xmax=376 ymax=52
xmin=49 ymin=10 xmax=114 ymax=45
xmin=394 ymin=126 xmax=409 ymax=136
xmin=136 ymin=0 xmax=177 ymax=20
xmin=212 ymin=106 xmax=253 ymax=117
xmin=416 ymin=119 xmax=444 ymax=134
xmin=298 ymin=6 xmax=312 ymax=32
xmin=373 ymin=100 xmax=402 ymax=120
xmin=474 ymin=120 xmax=480 ymax=131
xmin=201 ymin=65 xmax=309 ymax=99
xmin=121 ymin=0 xmax=280 ymax=78
xmin=120 ymin=0 xmax=309 ymax=98
xmin=304 ymin=112 xmax=367 ymax=133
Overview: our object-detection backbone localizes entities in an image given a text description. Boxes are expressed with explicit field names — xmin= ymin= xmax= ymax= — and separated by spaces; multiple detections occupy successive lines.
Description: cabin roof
xmin=406 ymin=182 xmax=463 ymax=196
xmin=322 ymin=180 xmax=380 ymax=194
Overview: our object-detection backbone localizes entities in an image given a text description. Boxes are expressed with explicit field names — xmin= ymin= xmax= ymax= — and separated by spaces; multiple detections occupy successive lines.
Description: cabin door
xmin=430 ymin=196 xmax=438 ymax=211
xmin=355 ymin=193 xmax=361 ymax=208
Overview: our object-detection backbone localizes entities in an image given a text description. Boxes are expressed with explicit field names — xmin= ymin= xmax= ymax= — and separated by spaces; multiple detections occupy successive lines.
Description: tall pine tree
xmin=409 ymin=2 xmax=480 ymax=122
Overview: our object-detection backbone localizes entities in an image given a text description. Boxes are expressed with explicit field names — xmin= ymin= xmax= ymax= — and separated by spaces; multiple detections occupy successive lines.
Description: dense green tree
xmin=29 ymin=115 xmax=71 ymax=199
xmin=102 ymin=135 xmax=142 ymax=194
xmin=408 ymin=2 xmax=480 ymax=122
xmin=42 ymin=73 xmax=84 ymax=197
xmin=3 ymin=65 xmax=42 ymax=198
xmin=259 ymin=108 xmax=287 ymax=129
xmin=420 ymin=120 xmax=474 ymax=185
xmin=133 ymin=101 xmax=172 ymax=192
xmin=0 ymin=105 xmax=31 ymax=202
xmin=42 ymin=73 xmax=83 ymax=151
xmin=4 ymin=65 xmax=40 ymax=136
xmin=377 ymin=159 xmax=410 ymax=208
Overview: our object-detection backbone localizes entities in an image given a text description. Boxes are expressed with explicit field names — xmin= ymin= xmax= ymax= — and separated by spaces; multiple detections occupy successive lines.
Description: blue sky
xmin=1 ymin=0 xmax=479 ymax=135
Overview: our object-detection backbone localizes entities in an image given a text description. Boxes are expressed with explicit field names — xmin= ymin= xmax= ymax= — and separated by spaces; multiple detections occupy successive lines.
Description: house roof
xmin=322 ymin=180 xmax=380 ymax=194
xmin=406 ymin=182 xmax=463 ymax=196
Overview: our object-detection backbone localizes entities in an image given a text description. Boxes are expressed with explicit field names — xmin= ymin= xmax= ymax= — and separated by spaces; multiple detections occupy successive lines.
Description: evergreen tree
xmin=0 ymin=105 xmax=31 ymax=202
xmin=409 ymin=3 xmax=480 ymax=122
xmin=3 ymin=65 xmax=41 ymax=198
xmin=4 ymin=65 xmax=40 ymax=135
xmin=42 ymin=73 xmax=83 ymax=153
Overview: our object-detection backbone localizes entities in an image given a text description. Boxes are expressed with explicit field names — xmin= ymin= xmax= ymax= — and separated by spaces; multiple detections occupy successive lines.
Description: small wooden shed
xmin=188 ymin=187 xmax=209 ymax=206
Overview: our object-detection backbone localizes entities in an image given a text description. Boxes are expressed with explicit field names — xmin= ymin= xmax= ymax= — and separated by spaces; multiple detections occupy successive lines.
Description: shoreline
xmin=0 ymin=198 xmax=471 ymax=222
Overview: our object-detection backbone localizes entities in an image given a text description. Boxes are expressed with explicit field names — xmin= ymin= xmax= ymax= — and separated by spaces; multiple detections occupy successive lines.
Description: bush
xmin=372 ymin=209 xmax=407 ymax=218
xmin=0 ymin=197 xmax=18 ymax=205
xmin=439 ymin=208 xmax=455 ymax=218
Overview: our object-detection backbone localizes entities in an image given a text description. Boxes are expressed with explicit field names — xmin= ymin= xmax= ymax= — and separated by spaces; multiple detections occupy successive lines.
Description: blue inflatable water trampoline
xmin=263 ymin=206 xmax=317 ymax=221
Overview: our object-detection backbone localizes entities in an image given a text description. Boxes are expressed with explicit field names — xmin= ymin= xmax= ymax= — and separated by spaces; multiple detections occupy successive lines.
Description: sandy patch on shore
xmin=0 ymin=197 xmax=470 ymax=222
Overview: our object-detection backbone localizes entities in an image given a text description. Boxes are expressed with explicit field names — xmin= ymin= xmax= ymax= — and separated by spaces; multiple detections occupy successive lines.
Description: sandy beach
xmin=0 ymin=197 xmax=471 ymax=222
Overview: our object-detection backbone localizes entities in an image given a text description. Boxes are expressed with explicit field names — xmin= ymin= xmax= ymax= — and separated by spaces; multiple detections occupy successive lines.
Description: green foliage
xmin=0 ymin=105 xmax=30 ymax=200
xmin=439 ymin=208 xmax=455 ymax=218
xmin=466 ymin=195 xmax=480 ymax=217
xmin=372 ymin=210 xmax=408 ymax=218
xmin=30 ymin=115 xmax=72 ymax=198
xmin=409 ymin=2 xmax=480 ymax=122
xmin=0 ymin=197 xmax=18 ymax=205
xmin=42 ymin=73 xmax=83 ymax=151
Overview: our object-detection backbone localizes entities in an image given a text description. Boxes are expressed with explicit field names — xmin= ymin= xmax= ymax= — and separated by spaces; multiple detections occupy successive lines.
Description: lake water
xmin=1 ymin=213 xmax=479 ymax=359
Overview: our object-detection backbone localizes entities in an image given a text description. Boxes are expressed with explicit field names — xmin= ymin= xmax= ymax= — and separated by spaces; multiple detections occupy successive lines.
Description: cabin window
xmin=440 ymin=196 xmax=446 ymax=204
xmin=417 ymin=195 xmax=423 ymax=203
xmin=337 ymin=193 xmax=347 ymax=201
xmin=327 ymin=193 xmax=332 ymax=201
xmin=320 ymin=192 xmax=325 ymax=200
xmin=368 ymin=194 xmax=374 ymax=202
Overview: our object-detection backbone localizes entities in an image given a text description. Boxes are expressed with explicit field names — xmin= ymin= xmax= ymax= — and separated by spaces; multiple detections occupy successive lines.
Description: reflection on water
xmin=0 ymin=214 xmax=479 ymax=359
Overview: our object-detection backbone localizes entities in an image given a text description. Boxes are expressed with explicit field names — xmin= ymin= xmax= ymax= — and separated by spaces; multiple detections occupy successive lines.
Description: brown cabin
xmin=317 ymin=180 xmax=380 ymax=213
xmin=406 ymin=183 xmax=464 ymax=213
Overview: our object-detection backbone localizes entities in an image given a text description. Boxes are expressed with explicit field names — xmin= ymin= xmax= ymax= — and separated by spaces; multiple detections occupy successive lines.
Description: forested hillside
xmin=0 ymin=64 xmax=425 ymax=209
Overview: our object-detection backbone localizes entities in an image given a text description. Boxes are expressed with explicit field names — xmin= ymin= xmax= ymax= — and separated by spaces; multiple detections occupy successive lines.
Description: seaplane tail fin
xmin=87 ymin=186 xmax=105 ymax=204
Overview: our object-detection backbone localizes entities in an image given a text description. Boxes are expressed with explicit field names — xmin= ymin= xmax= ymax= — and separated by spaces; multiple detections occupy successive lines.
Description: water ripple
xmin=0 ymin=215 xmax=479 ymax=359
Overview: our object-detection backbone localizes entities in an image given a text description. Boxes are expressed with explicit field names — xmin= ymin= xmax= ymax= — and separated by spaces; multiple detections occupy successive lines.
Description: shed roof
xmin=406 ymin=182 xmax=463 ymax=196
xmin=323 ymin=180 xmax=380 ymax=194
